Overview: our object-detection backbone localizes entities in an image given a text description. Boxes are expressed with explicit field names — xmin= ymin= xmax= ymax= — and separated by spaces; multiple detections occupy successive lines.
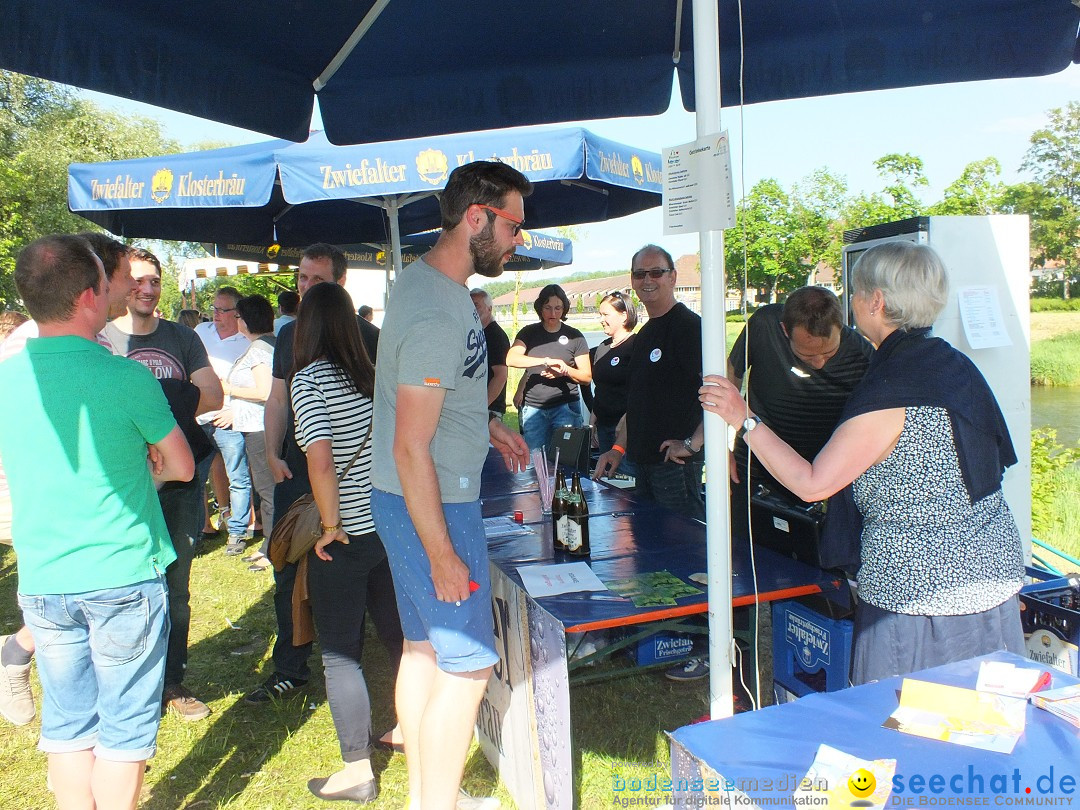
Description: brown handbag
xmin=268 ymin=421 xmax=372 ymax=570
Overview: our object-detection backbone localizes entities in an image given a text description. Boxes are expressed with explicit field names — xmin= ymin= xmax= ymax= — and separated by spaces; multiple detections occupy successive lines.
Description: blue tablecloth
xmin=669 ymin=651 xmax=1080 ymax=807
xmin=479 ymin=449 xmax=840 ymax=633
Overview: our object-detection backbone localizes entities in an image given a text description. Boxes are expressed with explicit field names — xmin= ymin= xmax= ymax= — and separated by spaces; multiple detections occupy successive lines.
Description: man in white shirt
xmin=195 ymin=286 xmax=254 ymax=554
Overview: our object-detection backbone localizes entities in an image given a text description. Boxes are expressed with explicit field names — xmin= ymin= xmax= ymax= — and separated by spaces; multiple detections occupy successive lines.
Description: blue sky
xmin=83 ymin=62 xmax=1080 ymax=277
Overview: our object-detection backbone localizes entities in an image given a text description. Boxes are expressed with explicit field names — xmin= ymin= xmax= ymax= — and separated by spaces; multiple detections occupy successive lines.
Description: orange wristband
xmin=611 ymin=444 xmax=626 ymax=455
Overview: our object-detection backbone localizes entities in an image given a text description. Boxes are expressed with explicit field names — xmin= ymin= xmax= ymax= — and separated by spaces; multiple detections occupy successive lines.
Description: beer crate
xmin=1020 ymin=576 xmax=1080 ymax=676
xmin=772 ymin=598 xmax=853 ymax=698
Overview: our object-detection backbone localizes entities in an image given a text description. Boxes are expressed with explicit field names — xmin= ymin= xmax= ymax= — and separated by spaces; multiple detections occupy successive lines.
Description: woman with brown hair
xmin=290 ymin=282 xmax=402 ymax=803
xmin=582 ymin=291 xmax=638 ymax=476
xmin=505 ymin=283 xmax=592 ymax=451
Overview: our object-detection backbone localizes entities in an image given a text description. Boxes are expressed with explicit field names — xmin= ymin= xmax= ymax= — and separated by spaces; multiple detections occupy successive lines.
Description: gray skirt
xmin=850 ymin=595 xmax=1025 ymax=686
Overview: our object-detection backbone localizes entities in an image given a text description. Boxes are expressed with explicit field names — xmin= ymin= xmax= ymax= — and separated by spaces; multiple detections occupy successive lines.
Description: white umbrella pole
xmin=693 ymin=0 xmax=736 ymax=721
xmin=387 ymin=196 xmax=403 ymax=301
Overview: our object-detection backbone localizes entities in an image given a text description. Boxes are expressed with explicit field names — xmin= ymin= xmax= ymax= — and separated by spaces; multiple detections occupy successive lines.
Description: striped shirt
xmin=291 ymin=360 xmax=374 ymax=535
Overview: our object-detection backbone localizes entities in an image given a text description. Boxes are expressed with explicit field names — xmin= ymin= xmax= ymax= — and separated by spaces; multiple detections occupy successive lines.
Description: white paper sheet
xmin=662 ymin=132 xmax=736 ymax=235
xmin=516 ymin=562 xmax=608 ymax=598
xmin=958 ymin=285 xmax=1012 ymax=349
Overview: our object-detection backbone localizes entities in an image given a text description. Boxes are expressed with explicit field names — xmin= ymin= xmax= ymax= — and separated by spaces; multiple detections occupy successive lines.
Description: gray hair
xmin=469 ymin=288 xmax=492 ymax=307
xmin=851 ymin=242 xmax=949 ymax=330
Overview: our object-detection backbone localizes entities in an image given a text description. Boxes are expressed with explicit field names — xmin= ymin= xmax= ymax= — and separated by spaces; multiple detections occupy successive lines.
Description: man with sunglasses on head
xmin=372 ymin=161 xmax=531 ymax=810
xmin=595 ymin=244 xmax=705 ymax=522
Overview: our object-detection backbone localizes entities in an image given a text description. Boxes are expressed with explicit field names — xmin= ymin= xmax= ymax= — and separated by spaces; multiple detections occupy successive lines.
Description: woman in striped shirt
xmin=291 ymin=282 xmax=401 ymax=804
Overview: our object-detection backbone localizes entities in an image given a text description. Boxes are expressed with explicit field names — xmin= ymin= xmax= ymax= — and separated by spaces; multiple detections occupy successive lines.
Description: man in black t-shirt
xmin=470 ymin=288 xmax=510 ymax=413
xmin=106 ymin=247 xmax=223 ymax=720
xmin=728 ymin=287 xmax=872 ymax=505
xmin=245 ymin=243 xmax=381 ymax=705
xmin=594 ymin=244 xmax=705 ymax=521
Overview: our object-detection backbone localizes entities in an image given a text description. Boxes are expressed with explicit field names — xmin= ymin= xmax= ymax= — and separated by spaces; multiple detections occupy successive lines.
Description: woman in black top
xmin=582 ymin=291 xmax=638 ymax=476
xmin=505 ymin=284 xmax=592 ymax=451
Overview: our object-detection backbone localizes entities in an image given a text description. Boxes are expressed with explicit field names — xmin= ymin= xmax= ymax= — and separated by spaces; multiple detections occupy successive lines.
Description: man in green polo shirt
xmin=0 ymin=235 xmax=194 ymax=810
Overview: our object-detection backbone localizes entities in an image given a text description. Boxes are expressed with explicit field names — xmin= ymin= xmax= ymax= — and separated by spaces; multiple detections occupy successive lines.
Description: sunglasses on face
xmin=476 ymin=203 xmax=524 ymax=236
xmin=631 ymin=267 xmax=672 ymax=280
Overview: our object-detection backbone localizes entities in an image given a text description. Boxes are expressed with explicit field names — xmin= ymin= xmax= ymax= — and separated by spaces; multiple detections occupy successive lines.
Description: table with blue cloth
xmin=668 ymin=651 xmax=1080 ymax=809
xmin=476 ymin=448 xmax=842 ymax=810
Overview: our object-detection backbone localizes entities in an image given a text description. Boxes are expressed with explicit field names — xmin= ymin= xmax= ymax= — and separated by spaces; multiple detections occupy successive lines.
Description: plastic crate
xmin=772 ymin=599 xmax=853 ymax=697
xmin=1020 ymin=576 xmax=1080 ymax=675
xmin=625 ymin=630 xmax=695 ymax=666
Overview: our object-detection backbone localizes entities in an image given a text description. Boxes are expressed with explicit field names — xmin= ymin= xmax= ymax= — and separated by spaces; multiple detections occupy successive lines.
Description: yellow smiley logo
xmin=848 ymin=769 xmax=876 ymax=799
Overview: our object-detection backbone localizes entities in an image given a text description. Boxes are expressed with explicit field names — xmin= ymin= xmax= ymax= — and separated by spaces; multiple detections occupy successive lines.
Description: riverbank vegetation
xmin=1030 ymin=331 xmax=1080 ymax=386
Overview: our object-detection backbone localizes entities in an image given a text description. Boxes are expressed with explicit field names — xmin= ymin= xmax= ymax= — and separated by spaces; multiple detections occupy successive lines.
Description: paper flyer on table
xmin=794 ymin=743 xmax=896 ymax=809
xmin=516 ymin=562 xmax=608 ymax=598
xmin=883 ymin=678 xmax=1026 ymax=754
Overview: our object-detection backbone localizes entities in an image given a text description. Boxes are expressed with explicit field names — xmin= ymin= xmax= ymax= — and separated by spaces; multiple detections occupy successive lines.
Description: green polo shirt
xmin=0 ymin=335 xmax=177 ymax=594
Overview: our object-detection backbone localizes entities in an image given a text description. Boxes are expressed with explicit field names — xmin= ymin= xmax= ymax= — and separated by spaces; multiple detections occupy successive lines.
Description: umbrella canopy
xmin=199 ymin=227 xmax=574 ymax=274
xmin=5 ymin=0 xmax=1078 ymax=144
xmin=68 ymin=128 xmax=660 ymax=249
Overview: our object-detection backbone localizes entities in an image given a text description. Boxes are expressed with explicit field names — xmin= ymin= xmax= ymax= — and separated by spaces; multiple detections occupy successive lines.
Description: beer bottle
xmin=552 ymin=470 xmax=568 ymax=552
xmin=566 ymin=472 xmax=591 ymax=556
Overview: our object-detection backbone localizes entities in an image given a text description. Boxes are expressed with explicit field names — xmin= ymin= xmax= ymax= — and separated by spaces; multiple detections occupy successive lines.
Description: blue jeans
xmin=596 ymin=422 xmax=636 ymax=478
xmin=157 ymin=477 xmax=202 ymax=687
xmin=635 ymin=459 xmax=705 ymax=521
xmin=213 ymin=426 xmax=251 ymax=537
xmin=520 ymin=400 xmax=583 ymax=452
xmin=18 ymin=576 xmax=169 ymax=761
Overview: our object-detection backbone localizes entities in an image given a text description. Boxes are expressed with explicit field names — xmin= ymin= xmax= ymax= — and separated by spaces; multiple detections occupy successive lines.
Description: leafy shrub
xmin=1030 ymin=297 xmax=1080 ymax=312
xmin=1030 ymin=332 xmax=1080 ymax=386
xmin=1031 ymin=428 xmax=1080 ymax=537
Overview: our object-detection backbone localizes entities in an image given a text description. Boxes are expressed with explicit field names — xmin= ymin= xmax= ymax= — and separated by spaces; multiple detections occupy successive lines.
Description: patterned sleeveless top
xmin=853 ymin=407 xmax=1023 ymax=616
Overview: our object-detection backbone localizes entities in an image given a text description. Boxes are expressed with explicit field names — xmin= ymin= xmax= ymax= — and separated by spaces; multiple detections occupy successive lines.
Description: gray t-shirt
xmin=372 ymin=258 xmax=489 ymax=502
xmin=103 ymin=319 xmax=211 ymax=382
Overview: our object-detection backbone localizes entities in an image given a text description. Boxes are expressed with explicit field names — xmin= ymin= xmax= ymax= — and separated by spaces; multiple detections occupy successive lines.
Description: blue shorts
xmin=18 ymin=576 xmax=170 ymax=761
xmin=371 ymin=489 xmax=497 ymax=673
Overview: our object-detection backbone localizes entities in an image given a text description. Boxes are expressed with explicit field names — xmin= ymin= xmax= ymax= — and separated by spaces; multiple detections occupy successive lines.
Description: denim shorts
xmin=18 ymin=576 xmax=170 ymax=761
xmin=371 ymin=489 xmax=497 ymax=673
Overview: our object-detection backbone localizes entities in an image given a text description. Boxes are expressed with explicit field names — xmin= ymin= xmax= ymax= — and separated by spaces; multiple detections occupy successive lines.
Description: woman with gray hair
xmin=699 ymin=241 xmax=1024 ymax=684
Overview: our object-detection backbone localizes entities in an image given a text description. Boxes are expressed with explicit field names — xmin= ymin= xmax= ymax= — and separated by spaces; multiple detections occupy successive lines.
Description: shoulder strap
xmin=336 ymin=417 xmax=373 ymax=483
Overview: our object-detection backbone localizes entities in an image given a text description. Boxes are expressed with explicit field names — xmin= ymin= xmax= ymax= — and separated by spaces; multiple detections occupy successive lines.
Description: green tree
xmin=725 ymin=178 xmax=801 ymax=303
xmin=1018 ymin=104 xmax=1080 ymax=298
xmin=0 ymin=71 xmax=179 ymax=308
xmin=789 ymin=168 xmax=850 ymax=283
xmin=927 ymin=158 xmax=1005 ymax=216
xmin=873 ymin=152 xmax=928 ymax=217
xmin=1022 ymin=102 xmax=1080 ymax=206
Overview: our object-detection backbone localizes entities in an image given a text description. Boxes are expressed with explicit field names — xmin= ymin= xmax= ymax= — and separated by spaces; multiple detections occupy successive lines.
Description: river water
xmin=581 ymin=330 xmax=1079 ymax=446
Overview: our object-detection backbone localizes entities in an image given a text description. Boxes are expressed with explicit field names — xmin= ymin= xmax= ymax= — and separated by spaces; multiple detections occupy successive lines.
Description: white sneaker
xmin=0 ymin=635 xmax=35 ymax=726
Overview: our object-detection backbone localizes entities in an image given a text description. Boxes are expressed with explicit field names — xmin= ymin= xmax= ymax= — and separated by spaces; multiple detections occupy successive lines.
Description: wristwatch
xmin=742 ymin=415 xmax=763 ymax=434
xmin=682 ymin=436 xmax=698 ymax=454
xmin=488 ymin=410 xmax=504 ymax=424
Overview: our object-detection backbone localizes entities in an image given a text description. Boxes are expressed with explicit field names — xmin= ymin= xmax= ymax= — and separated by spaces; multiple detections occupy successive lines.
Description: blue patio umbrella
xmin=69 ymin=126 xmax=657 ymax=276
xmin=5 ymin=0 xmax=1078 ymax=144
xmin=200 ymin=226 xmax=574 ymax=273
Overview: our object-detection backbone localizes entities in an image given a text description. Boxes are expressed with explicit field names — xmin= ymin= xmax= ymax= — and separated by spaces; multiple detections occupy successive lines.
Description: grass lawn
xmin=0 ymin=528 xmax=718 ymax=809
